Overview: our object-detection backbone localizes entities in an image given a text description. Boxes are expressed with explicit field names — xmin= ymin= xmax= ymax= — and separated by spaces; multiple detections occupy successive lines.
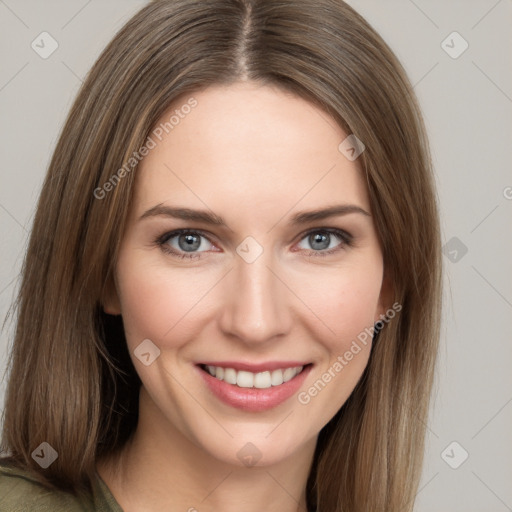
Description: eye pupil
xmin=179 ymin=233 xmax=201 ymax=252
xmin=310 ymin=232 xmax=330 ymax=250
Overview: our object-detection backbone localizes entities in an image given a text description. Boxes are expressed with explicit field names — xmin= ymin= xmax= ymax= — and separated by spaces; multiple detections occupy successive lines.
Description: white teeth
xmin=204 ymin=364 xmax=305 ymax=388
xmin=271 ymin=369 xmax=284 ymax=386
xmin=223 ymin=368 xmax=237 ymax=385
xmin=283 ymin=367 xmax=296 ymax=382
xmin=254 ymin=371 xmax=272 ymax=389
xmin=236 ymin=371 xmax=254 ymax=388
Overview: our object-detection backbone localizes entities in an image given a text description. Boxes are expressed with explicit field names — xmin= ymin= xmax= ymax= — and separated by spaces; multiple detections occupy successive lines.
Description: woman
xmin=0 ymin=0 xmax=442 ymax=510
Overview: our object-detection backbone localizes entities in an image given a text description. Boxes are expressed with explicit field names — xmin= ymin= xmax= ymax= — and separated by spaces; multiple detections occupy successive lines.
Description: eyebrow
xmin=139 ymin=203 xmax=370 ymax=226
xmin=139 ymin=204 xmax=371 ymax=227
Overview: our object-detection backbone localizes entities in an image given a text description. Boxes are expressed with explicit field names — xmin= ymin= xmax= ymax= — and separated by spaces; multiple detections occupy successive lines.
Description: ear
xmin=102 ymin=273 xmax=122 ymax=316
xmin=374 ymin=267 xmax=394 ymax=322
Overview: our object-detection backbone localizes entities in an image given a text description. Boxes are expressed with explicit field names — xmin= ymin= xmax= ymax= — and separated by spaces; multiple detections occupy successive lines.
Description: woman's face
xmin=108 ymin=81 xmax=390 ymax=467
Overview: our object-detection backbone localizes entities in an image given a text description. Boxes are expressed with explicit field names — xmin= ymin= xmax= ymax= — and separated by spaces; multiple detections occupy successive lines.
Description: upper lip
xmin=197 ymin=361 xmax=311 ymax=373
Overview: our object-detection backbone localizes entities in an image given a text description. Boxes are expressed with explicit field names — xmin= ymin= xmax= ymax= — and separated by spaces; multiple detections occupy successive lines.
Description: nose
xmin=218 ymin=247 xmax=292 ymax=346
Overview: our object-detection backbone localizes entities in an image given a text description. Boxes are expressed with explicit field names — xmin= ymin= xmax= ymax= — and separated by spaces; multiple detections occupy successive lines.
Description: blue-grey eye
xmin=164 ymin=231 xmax=213 ymax=253
xmin=297 ymin=231 xmax=343 ymax=252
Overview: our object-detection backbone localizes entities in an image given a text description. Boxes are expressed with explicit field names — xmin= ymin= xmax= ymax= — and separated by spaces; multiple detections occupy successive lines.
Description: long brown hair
xmin=1 ymin=1 xmax=442 ymax=510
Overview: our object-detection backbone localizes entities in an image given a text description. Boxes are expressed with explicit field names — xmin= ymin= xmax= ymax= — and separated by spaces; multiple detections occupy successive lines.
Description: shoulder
xmin=0 ymin=461 xmax=95 ymax=512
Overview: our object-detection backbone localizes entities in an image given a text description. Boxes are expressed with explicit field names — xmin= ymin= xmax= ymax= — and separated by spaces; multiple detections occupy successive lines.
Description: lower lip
xmin=196 ymin=364 xmax=312 ymax=412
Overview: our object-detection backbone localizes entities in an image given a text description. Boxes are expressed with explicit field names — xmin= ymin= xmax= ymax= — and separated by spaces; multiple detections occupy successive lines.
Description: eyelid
xmin=157 ymin=228 xmax=216 ymax=245
xmin=294 ymin=226 xmax=352 ymax=245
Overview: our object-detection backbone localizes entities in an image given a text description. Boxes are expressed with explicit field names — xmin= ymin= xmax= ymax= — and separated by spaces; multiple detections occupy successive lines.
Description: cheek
xmin=115 ymin=253 xmax=204 ymax=350
xmin=298 ymin=260 xmax=383 ymax=346
xmin=294 ymin=265 xmax=382 ymax=418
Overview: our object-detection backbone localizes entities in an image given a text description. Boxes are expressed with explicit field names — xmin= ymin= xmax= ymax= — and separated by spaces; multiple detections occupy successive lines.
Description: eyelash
xmin=154 ymin=228 xmax=353 ymax=260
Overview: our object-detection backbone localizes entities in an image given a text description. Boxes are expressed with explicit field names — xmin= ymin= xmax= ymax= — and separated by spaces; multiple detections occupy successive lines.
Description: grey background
xmin=1 ymin=1 xmax=511 ymax=510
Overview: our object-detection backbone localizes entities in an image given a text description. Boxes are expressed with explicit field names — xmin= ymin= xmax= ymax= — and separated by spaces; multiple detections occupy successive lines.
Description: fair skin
xmin=98 ymin=81 xmax=390 ymax=512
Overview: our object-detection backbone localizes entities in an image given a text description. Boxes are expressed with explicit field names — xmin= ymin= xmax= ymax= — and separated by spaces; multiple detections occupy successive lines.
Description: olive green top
xmin=0 ymin=462 xmax=123 ymax=511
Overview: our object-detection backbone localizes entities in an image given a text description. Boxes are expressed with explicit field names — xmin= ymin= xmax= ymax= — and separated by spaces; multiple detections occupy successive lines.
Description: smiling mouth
xmin=198 ymin=363 xmax=312 ymax=389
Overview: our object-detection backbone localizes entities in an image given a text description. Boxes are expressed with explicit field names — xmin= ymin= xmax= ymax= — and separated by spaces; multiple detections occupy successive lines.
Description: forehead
xmin=133 ymin=82 xmax=370 ymax=222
